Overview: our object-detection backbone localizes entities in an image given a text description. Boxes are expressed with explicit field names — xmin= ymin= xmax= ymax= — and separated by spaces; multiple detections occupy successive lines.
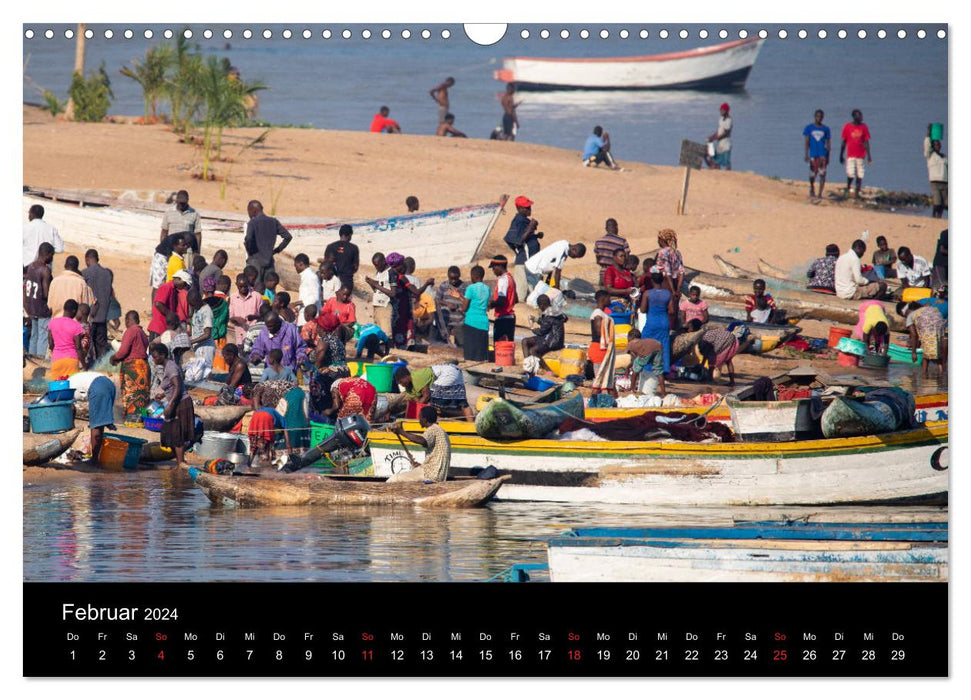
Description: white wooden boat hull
xmin=369 ymin=425 xmax=948 ymax=505
xmin=547 ymin=541 xmax=948 ymax=582
xmin=21 ymin=194 xmax=508 ymax=279
xmin=727 ymin=398 xmax=820 ymax=442
xmin=495 ymin=38 xmax=764 ymax=91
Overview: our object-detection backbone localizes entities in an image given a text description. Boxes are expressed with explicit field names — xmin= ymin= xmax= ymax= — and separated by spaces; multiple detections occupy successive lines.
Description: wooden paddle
xmin=394 ymin=423 xmax=421 ymax=468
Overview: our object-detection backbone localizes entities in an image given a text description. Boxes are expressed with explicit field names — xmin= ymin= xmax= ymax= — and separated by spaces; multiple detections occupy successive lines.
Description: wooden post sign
xmin=677 ymin=139 xmax=707 ymax=215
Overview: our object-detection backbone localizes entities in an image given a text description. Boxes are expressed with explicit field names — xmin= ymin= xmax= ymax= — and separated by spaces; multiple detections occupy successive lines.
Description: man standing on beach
xmin=835 ymin=240 xmax=886 ymax=300
xmin=161 ymin=190 xmax=201 ymax=266
xmin=488 ymin=255 xmax=517 ymax=342
xmin=500 ymin=84 xmax=520 ymax=141
xmin=705 ymin=103 xmax=733 ymax=170
xmin=82 ymin=248 xmax=114 ymax=360
xmin=244 ymin=200 xmax=292 ymax=284
xmin=594 ymin=219 xmax=630 ymax=285
xmin=429 ymin=77 xmax=455 ymax=125
xmin=24 ymin=242 xmax=54 ymax=357
xmin=583 ymin=126 xmax=619 ymax=169
xmin=924 ymin=124 xmax=947 ymax=219
xmin=370 ymin=106 xmax=402 ymax=134
xmin=503 ymin=195 xmax=542 ymax=293
xmin=803 ymin=110 xmax=831 ymax=199
xmin=48 ymin=256 xmax=95 ymax=318
xmin=839 ymin=110 xmax=872 ymax=198
xmin=22 ymin=204 xmax=63 ymax=271
xmin=324 ymin=225 xmax=360 ymax=292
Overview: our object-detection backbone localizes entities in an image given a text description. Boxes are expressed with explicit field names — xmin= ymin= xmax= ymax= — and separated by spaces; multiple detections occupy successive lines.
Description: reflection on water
xmin=24 ymin=469 xmax=945 ymax=583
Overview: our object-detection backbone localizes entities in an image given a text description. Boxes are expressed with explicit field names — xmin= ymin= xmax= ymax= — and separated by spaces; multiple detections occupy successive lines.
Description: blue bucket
xmin=28 ymin=400 xmax=75 ymax=434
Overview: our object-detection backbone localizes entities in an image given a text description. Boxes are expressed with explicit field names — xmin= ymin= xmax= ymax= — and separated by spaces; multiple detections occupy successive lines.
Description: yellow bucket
xmin=558 ymin=348 xmax=586 ymax=378
xmin=614 ymin=324 xmax=632 ymax=351
xmin=901 ymin=287 xmax=932 ymax=303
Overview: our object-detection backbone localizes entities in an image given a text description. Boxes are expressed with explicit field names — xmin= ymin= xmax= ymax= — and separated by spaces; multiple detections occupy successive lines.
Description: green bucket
xmin=930 ymin=123 xmax=944 ymax=141
xmin=364 ymin=363 xmax=394 ymax=392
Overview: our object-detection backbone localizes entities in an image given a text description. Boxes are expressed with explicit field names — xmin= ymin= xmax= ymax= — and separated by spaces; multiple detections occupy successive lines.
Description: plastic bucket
xmin=614 ymin=323 xmax=632 ymax=351
xmin=142 ymin=416 xmax=164 ymax=432
xmin=901 ymin=287 xmax=932 ymax=303
xmin=930 ymin=123 xmax=944 ymax=141
xmin=406 ymin=401 xmax=430 ymax=419
xmin=193 ymin=431 xmax=244 ymax=460
xmin=28 ymin=400 xmax=74 ymax=434
xmin=98 ymin=438 xmax=130 ymax=471
xmin=836 ymin=351 xmax=860 ymax=367
xmin=525 ymin=376 xmax=556 ymax=392
xmin=364 ymin=363 xmax=394 ymax=392
xmin=828 ymin=326 xmax=852 ymax=348
xmin=102 ymin=433 xmax=146 ymax=469
xmin=560 ymin=347 xmax=586 ymax=376
xmin=608 ymin=311 xmax=633 ymax=326
xmin=494 ymin=341 xmax=516 ymax=367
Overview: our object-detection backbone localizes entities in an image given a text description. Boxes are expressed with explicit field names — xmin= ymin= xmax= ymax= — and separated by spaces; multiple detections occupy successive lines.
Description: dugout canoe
xmin=23 ymin=428 xmax=81 ymax=465
xmin=475 ymin=387 xmax=584 ymax=440
xmin=189 ymin=469 xmax=510 ymax=508
xmin=546 ymin=522 xmax=949 ymax=583
xmin=369 ymin=423 xmax=948 ymax=506
xmin=494 ymin=37 xmax=764 ymax=91
xmin=21 ymin=190 xmax=509 ymax=289
xmin=758 ymin=259 xmax=790 ymax=278
xmin=194 ymin=405 xmax=251 ymax=432
xmin=716 ymin=255 xmax=901 ymax=291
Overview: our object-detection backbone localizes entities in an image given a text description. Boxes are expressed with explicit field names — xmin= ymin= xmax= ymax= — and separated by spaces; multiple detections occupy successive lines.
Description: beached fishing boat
xmin=21 ymin=190 xmax=509 ymax=286
xmin=189 ymin=469 xmax=509 ymax=508
xmin=494 ymin=37 xmax=764 ymax=91
xmin=715 ymin=254 xmax=901 ymax=291
xmin=369 ymin=423 xmax=948 ymax=505
xmin=23 ymin=428 xmax=80 ymax=465
xmin=546 ymin=522 xmax=948 ymax=582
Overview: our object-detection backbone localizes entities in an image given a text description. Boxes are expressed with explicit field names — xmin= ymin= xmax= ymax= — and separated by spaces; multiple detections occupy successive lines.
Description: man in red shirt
xmin=488 ymin=255 xmax=517 ymax=342
xmin=370 ymin=106 xmax=402 ymax=134
xmin=839 ymin=109 xmax=872 ymax=198
xmin=148 ymin=270 xmax=191 ymax=340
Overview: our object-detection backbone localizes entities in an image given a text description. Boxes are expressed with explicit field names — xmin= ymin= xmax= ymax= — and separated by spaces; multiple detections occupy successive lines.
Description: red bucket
xmin=406 ymin=401 xmax=429 ymax=419
xmin=494 ymin=340 xmax=516 ymax=367
xmin=837 ymin=351 xmax=860 ymax=367
xmin=828 ymin=326 xmax=852 ymax=348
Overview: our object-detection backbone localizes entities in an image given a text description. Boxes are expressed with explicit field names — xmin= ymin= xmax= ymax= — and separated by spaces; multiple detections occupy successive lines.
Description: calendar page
xmin=21 ymin=15 xmax=949 ymax=682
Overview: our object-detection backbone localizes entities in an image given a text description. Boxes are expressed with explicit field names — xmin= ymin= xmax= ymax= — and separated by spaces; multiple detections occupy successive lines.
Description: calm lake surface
xmin=23 ymin=23 xmax=946 ymax=193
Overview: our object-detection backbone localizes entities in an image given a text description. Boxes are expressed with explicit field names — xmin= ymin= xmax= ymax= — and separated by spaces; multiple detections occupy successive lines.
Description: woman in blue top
xmin=456 ymin=264 xmax=491 ymax=361
xmin=638 ymin=266 xmax=676 ymax=373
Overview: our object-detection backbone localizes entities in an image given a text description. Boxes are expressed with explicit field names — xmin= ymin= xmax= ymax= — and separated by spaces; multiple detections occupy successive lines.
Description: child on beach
xmin=273 ymin=291 xmax=296 ymax=324
xmin=300 ymin=305 xmax=321 ymax=357
xmin=319 ymin=262 xmax=341 ymax=302
xmin=871 ymin=236 xmax=897 ymax=279
xmin=261 ymin=348 xmax=297 ymax=383
xmin=679 ymin=286 xmax=709 ymax=329
xmin=262 ymin=271 xmax=281 ymax=304
xmin=322 ymin=286 xmax=357 ymax=326
xmin=745 ymin=279 xmax=777 ymax=324
xmin=522 ymin=294 xmax=567 ymax=373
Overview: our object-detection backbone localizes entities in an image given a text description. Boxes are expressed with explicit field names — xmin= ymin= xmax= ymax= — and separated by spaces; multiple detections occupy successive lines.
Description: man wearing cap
xmin=149 ymin=270 xmax=191 ymax=340
xmin=244 ymin=199 xmax=293 ymax=284
xmin=705 ymin=103 xmax=733 ymax=170
xmin=503 ymin=195 xmax=542 ymax=293
xmin=161 ymin=190 xmax=201 ymax=267
xmin=488 ymin=255 xmax=517 ymax=343
xmin=524 ymin=240 xmax=587 ymax=293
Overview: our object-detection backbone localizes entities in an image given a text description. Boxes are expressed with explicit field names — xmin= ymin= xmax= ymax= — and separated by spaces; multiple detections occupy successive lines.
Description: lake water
xmin=23 ymin=23 xmax=946 ymax=193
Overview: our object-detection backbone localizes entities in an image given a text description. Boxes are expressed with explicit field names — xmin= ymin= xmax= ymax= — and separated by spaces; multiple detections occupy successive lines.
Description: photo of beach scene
xmin=23 ymin=24 xmax=947 ymax=584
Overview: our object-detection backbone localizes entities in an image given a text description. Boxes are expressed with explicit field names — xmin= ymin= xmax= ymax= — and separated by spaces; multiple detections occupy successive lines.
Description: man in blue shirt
xmin=583 ymin=126 xmax=619 ymax=169
xmin=803 ymin=110 xmax=832 ymax=199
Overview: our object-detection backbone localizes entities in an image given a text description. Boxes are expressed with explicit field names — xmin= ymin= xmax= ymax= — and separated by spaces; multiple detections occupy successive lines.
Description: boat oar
xmin=395 ymin=423 xmax=421 ymax=469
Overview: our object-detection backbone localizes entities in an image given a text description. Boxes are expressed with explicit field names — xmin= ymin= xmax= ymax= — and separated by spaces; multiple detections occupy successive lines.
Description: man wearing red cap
xmin=488 ymin=255 xmax=517 ymax=342
xmin=705 ymin=103 xmax=733 ymax=170
xmin=503 ymin=195 xmax=543 ymax=293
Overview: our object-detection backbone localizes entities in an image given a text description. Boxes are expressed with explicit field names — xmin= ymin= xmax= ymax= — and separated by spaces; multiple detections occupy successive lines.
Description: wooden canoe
xmin=758 ymin=258 xmax=790 ymax=278
xmin=547 ymin=523 xmax=948 ymax=582
xmin=23 ymin=428 xmax=81 ymax=465
xmin=718 ymin=255 xmax=901 ymax=291
xmin=195 ymin=405 xmax=251 ymax=432
xmin=189 ymin=469 xmax=510 ymax=508
xmin=494 ymin=37 xmax=764 ymax=91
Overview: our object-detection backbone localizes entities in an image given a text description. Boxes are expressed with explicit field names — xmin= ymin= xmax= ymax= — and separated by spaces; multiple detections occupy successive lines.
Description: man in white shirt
xmin=523 ymin=240 xmax=586 ymax=292
xmin=23 ymin=204 xmax=64 ymax=269
xmin=834 ymin=239 xmax=886 ymax=300
xmin=896 ymin=247 xmax=932 ymax=288
xmin=292 ymin=253 xmax=320 ymax=327
xmin=364 ymin=253 xmax=393 ymax=336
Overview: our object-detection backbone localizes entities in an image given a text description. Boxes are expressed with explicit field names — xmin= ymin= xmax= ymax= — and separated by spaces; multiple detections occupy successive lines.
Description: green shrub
xmin=68 ymin=63 xmax=114 ymax=122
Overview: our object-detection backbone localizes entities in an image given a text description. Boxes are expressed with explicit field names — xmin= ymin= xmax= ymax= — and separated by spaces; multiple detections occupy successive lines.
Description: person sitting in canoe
xmin=745 ymin=279 xmax=777 ymax=324
xmin=806 ymin=243 xmax=840 ymax=293
xmin=626 ymin=329 xmax=666 ymax=396
xmin=522 ymin=294 xmax=567 ymax=374
xmin=387 ymin=406 xmax=451 ymax=483
xmin=395 ymin=364 xmax=474 ymax=421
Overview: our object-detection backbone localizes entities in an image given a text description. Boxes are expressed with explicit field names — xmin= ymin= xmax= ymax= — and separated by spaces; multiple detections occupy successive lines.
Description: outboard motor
xmin=279 ymin=414 xmax=371 ymax=472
